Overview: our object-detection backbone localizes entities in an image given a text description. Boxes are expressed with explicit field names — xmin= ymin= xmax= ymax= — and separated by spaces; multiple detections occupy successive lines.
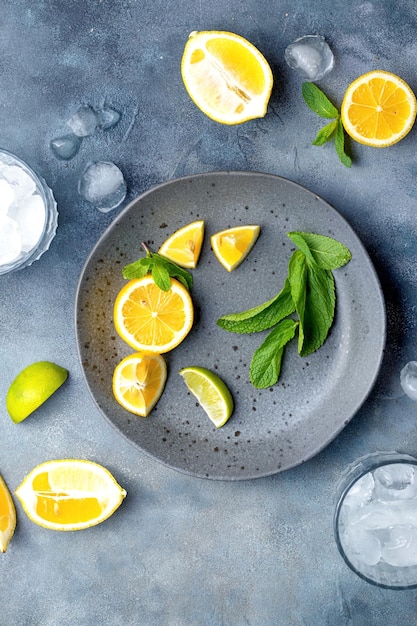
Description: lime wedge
xmin=179 ymin=366 xmax=234 ymax=427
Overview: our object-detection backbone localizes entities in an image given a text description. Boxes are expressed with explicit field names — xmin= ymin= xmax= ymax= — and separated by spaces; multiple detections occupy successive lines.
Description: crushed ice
xmin=285 ymin=35 xmax=334 ymax=81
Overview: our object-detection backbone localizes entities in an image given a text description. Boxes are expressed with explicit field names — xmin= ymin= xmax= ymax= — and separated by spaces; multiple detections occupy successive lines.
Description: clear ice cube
xmin=285 ymin=35 xmax=334 ymax=81
xmin=0 ymin=214 xmax=22 ymax=265
xmin=97 ymin=107 xmax=121 ymax=130
xmin=67 ymin=105 xmax=98 ymax=137
xmin=78 ymin=161 xmax=127 ymax=212
xmin=400 ymin=361 xmax=417 ymax=400
xmin=381 ymin=525 xmax=417 ymax=567
xmin=374 ymin=464 xmax=417 ymax=501
xmin=342 ymin=525 xmax=381 ymax=566
xmin=50 ymin=134 xmax=82 ymax=160
xmin=2 ymin=165 xmax=36 ymax=200
xmin=343 ymin=471 xmax=375 ymax=511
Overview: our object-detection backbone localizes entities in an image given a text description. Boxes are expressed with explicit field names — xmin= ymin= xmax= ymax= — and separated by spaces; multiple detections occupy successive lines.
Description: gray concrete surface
xmin=2 ymin=1 xmax=417 ymax=624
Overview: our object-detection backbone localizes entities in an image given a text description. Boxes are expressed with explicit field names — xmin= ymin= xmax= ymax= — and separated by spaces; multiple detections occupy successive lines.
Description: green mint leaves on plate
xmin=217 ymin=231 xmax=352 ymax=388
xmin=122 ymin=243 xmax=193 ymax=291
xmin=302 ymin=82 xmax=352 ymax=168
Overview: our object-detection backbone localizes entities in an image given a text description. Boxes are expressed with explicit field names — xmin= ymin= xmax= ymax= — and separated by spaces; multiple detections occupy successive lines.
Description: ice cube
xmin=374 ymin=464 xmax=417 ymax=501
xmin=67 ymin=106 xmax=98 ymax=137
xmin=342 ymin=525 xmax=381 ymax=566
xmin=0 ymin=179 xmax=15 ymax=214
xmin=381 ymin=525 xmax=417 ymax=567
xmin=78 ymin=161 xmax=127 ymax=212
xmin=97 ymin=107 xmax=121 ymax=130
xmin=2 ymin=165 xmax=36 ymax=200
xmin=0 ymin=214 xmax=22 ymax=265
xmin=13 ymin=194 xmax=46 ymax=252
xmin=400 ymin=361 xmax=417 ymax=400
xmin=50 ymin=134 xmax=82 ymax=160
xmin=349 ymin=499 xmax=417 ymax=532
xmin=343 ymin=471 xmax=375 ymax=510
xmin=285 ymin=35 xmax=334 ymax=81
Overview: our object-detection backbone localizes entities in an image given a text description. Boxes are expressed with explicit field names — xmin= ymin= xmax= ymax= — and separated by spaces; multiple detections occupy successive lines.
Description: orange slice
xmin=0 ymin=473 xmax=16 ymax=552
xmin=211 ymin=225 xmax=260 ymax=271
xmin=341 ymin=70 xmax=417 ymax=147
xmin=181 ymin=30 xmax=273 ymax=125
xmin=158 ymin=220 xmax=204 ymax=268
xmin=15 ymin=459 xmax=126 ymax=531
xmin=113 ymin=353 xmax=167 ymax=417
xmin=114 ymin=276 xmax=194 ymax=353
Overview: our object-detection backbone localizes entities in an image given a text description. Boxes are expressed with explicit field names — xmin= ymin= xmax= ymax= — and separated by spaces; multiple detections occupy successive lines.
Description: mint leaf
xmin=249 ymin=319 xmax=298 ymax=388
xmin=288 ymin=250 xmax=307 ymax=353
xmin=217 ymin=278 xmax=295 ymax=333
xmin=335 ymin=119 xmax=352 ymax=168
xmin=287 ymin=232 xmax=352 ymax=270
xmin=153 ymin=253 xmax=193 ymax=291
xmin=151 ymin=256 xmax=171 ymax=291
xmin=300 ymin=262 xmax=335 ymax=356
xmin=302 ymin=82 xmax=339 ymax=119
xmin=312 ymin=119 xmax=338 ymax=146
xmin=122 ymin=257 xmax=153 ymax=280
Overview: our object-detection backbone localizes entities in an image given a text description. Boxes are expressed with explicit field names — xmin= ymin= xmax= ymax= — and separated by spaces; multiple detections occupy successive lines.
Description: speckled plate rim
xmin=75 ymin=171 xmax=386 ymax=480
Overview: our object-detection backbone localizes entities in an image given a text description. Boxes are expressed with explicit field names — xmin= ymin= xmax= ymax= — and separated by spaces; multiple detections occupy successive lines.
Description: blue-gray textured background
xmin=1 ymin=1 xmax=417 ymax=624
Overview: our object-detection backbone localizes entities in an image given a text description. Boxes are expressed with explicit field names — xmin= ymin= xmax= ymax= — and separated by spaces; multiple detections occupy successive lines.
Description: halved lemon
xmin=113 ymin=353 xmax=167 ymax=417
xmin=341 ymin=70 xmax=417 ymax=147
xmin=211 ymin=225 xmax=260 ymax=271
xmin=179 ymin=366 xmax=234 ymax=428
xmin=158 ymin=220 xmax=205 ymax=269
xmin=15 ymin=459 xmax=126 ymax=531
xmin=114 ymin=276 xmax=194 ymax=353
xmin=181 ymin=30 xmax=273 ymax=125
xmin=0 ymin=473 xmax=16 ymax=552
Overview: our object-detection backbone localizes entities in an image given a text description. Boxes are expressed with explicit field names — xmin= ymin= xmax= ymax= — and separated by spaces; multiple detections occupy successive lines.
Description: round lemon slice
xmin=181 ymin=30 xmax=273 ymax=125
xmin=158 ymin=220 xmax=205 ymax=268
xmin=114 ymin=276 xmax=194 ymax=353
xmin=179 ymin=366 xmax=234 ymax=428
xmin=15 ymin=459 xmax=126 ymax=531
xmin=0 ymin=473 xmax=16 ymax=552
xmin=211 ymin=224 xmax=260 ymax=271
xmin=341 ymin=70 xmax=417 ymax=147
xmin=113 ymin=353 xmax=167 ymax=417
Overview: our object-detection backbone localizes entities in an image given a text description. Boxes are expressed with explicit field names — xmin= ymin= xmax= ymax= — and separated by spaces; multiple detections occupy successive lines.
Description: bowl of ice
xmin=334 ymin=451 xmax=417 ymax=588
xmin=0 ymin=149 xmax=58 ymax=275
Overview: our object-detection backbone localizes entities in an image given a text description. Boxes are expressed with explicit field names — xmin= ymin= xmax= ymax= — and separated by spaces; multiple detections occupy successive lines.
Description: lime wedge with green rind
xmin=179 ymin=366 xmax=234 ymax=428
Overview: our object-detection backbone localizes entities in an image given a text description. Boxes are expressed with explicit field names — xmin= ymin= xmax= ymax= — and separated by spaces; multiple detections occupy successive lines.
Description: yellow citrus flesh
xmin=211 ymin=225 xmax=260 ymax=271
xmin=112 ymin=353 xmax=167 ymax=417
xmin=114 ymin=276 xmax=194 ymax=353
xmin=6 ymin=361 xmax=68 ymax=423
xmin=15 ymin=459 xmax=126 ymax=531
xmin=179 ymin=366 xmax=234 ymax=427
xmin=341 ymin=70 xmax=417 ymax=147
xmin=181 ymin=30 xmax=273 ymax=125
xmin=0 ymin=473 xmax=16 ymax=552
xmin=158 ymin=220 xmax=205 ymax=268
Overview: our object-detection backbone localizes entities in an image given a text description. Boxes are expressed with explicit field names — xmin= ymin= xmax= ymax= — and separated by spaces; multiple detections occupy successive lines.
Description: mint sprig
xmin=217 ymin=231 xmax=351 ymax=388
xmin=122 ymin=243 xmax=193 ymax=291
xmin=302 ymin=82 xmax=352 ymax=168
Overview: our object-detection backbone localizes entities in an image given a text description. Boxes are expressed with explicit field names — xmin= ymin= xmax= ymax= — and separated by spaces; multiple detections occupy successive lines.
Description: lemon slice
xmin=6 ymin=361 xmax=68 ymax=423
xmin=181 ymin=30 xmax=273 ymax=125
xmin=0 ymin=473 xmax=16 ymax=552
xmin=113 ymin=353 xmax=167 ymax=417
xmin=15 ymin=459 xmax=126 ymax=531
xmin=341 ymin=70 xmax=417 ymax=147
xmin=158 ymin=220 xmax=205 ymax=268
xmin=211 ymin=225 xmax=260 ymax=271
xmin=179 ymin=366 xmax=234 ymax=428
xmin=114 ymin=276 xmax=194 ymax=353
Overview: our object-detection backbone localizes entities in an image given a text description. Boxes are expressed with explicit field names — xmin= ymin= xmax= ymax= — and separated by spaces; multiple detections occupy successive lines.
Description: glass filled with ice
xmin=0 ymin=149 xmax=58 ymax=275
xmin=334 ymin=452 xmax=417 ymax=588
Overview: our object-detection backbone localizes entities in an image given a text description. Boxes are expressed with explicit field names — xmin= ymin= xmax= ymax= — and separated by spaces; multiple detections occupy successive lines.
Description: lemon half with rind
xmin=181 ymin=30 xmax=273 ymax=125
xmin=341 ymin=70 xmax=417 ymax=147
xmin=0 ymin=473 xmax=16 ymax=552
xmin=15 ymin=459 xmax=126 ymax=531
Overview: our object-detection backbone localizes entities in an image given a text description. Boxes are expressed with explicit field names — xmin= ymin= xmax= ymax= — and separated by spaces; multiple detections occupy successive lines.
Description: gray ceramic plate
xmin=75 ymin=172 xmax=386 ymax=480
